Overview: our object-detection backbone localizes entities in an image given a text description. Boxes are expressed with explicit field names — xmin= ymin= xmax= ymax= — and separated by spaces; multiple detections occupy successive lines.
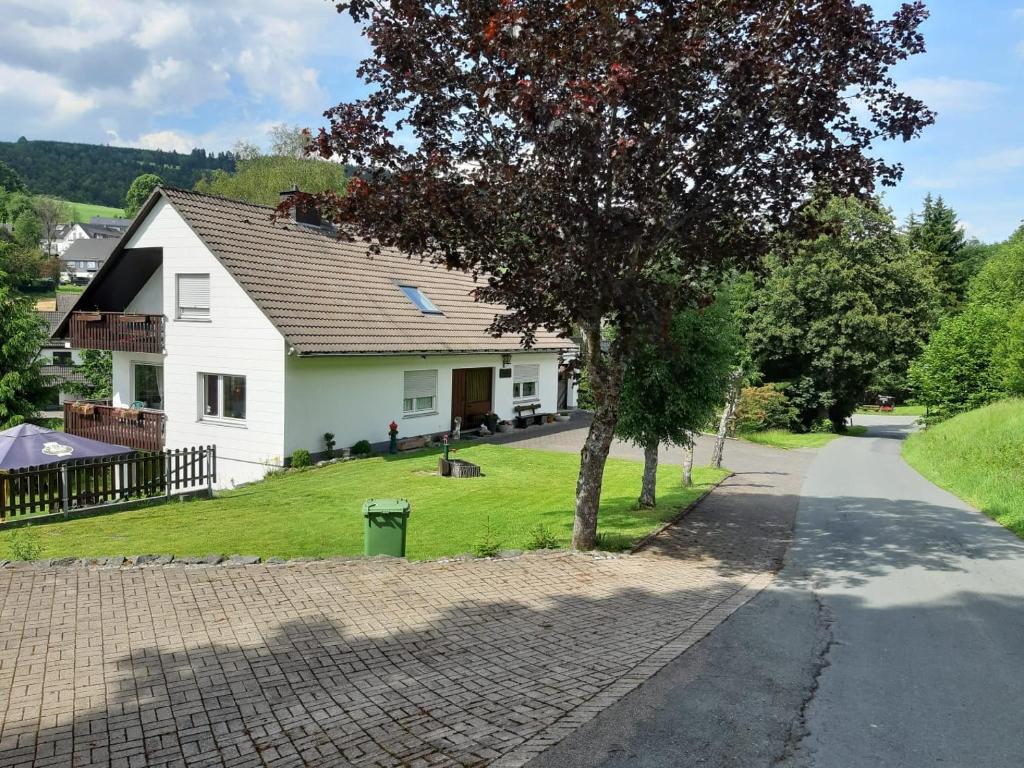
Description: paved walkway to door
xmin=0 ymin=430 xmax=806 ymax=768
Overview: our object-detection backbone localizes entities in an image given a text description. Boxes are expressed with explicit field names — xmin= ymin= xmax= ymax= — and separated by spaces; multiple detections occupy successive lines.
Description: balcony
xmin=64 ymin=400 xmax=166 ymax=453
xmin=69 ymin=311 xmax=165 ymax=354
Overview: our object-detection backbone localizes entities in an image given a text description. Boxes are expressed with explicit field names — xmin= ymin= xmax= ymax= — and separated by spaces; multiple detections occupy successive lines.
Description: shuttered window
xmin=177 ymin=273 xmax=210 ymax=320
xmin=513 ymin=364 xmax=539 ymax=400
xmin=403 ymin=369 xmax=438 ymax=415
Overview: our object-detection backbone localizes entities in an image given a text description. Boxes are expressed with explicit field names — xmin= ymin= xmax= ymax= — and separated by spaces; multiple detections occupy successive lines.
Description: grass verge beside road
xmin=1 ymin=444 xmax=728 ymax=561
xmin=903 ymin=399 xmax=1024 ymax=539
xmin=739 ymin=426 xmax=867 ymax=450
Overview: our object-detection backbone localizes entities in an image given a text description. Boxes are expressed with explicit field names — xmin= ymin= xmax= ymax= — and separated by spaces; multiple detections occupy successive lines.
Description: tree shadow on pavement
xmin=0 ymin=573 xmax=759 ymax=768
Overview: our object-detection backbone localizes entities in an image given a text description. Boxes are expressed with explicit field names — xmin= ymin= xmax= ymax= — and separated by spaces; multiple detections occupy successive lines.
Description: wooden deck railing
xmin=64 ymin=400 xmax=166 ymax=453
xmin=69 ymin=311 xmax=165 ymax=353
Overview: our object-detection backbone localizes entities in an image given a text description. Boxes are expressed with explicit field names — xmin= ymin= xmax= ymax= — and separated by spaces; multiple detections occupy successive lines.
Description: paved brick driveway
xmin=0 ymin=428 xmax=802 ymax=768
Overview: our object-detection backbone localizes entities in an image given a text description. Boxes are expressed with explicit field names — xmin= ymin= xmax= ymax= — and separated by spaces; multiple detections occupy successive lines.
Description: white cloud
xmin=0 ymin=0 xmax=364 ymax=148
xmin=131 ymin=5 xmax=193 ymax=50
xmin=130 ymin=56 xmax=229 ymax=113
xmin=902 ymin=77 xmax=1005 ymax=114
xmin=959 ymin=220 xmax=988 ymax=240
xmin=963 ymin=147 xmax=1024 ymax=173
xmin=0 ymin=62 xmax=96 ymax=122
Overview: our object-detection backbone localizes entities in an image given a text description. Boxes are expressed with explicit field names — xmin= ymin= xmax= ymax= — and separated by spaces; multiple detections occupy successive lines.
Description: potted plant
xmin=497 ymin=420 xmax=514 ymax=433
xmin=388 ymin=421 xmax=399 ymax=454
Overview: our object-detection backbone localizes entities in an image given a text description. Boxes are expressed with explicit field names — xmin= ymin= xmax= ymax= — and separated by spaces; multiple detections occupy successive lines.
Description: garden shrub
xmin=8 ymin=524 xmax=41 ymax=561
xmin=350 ymin=440 xmax=373 ymax=457
xmin=290 ymin=449 xmax=313 ymax=468
xmin=733 ymin=384 xmax=797 ymax=433
xmin=526 ymin=524 xmax=560 ymax=550
xmin=808 ymin=418 xmax=835 ymax=434
xmin=323 ymin=432 xmax=336 ymax=458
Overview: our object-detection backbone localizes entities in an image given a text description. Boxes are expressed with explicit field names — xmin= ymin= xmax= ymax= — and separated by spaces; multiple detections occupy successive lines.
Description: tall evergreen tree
xmin=906 ymin=194 xmax=968 ymax=310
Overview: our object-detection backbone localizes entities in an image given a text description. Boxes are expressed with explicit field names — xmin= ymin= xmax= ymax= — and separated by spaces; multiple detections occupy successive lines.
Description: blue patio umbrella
xmin=0 ymin=424 xmax=132 ymax=471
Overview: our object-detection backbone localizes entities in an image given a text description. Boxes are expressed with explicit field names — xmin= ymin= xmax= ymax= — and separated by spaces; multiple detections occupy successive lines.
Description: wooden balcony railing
xmin=69 ymin=311 xmax=165 ymax=353
xmin=64 ymin=400 xmax=166 ymax=453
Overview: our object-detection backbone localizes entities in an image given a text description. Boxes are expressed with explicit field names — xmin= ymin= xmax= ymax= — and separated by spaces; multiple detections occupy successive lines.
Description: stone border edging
xmin=0 ymin=548 xmax=630 ymax=571
xmin=629 ymin=471 xmax=735 ymax=554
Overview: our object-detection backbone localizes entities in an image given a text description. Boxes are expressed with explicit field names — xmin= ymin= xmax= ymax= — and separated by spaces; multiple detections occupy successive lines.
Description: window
xmin=52 ymin=351 xmax=72 ymax=365
xmin=513 ymin=364 xmax=540 ymax=401
xmin=200 ymin=373 xmax=246 ymax=421
xmin=132 ymin=364 xmax=164 ymax=409
xmin=398 ymin=285 xmax=443 ymax=315
xmin=87 ymin=261 xmax=97 ymax=269
xmin=177 ymin=273 xmax=210 ymax=320
xmin=403 ymin=369 xmax=437 ymax=415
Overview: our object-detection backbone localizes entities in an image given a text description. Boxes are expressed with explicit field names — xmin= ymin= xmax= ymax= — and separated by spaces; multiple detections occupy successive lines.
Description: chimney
xmin=279 ymin=186 xmax=322 ymax=227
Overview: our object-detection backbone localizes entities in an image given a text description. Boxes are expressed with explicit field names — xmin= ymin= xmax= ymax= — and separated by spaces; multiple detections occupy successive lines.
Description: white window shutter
xmin=514 ymin=364 xmax=539 ymax=384
xmin=177 ymin=274 xmax=210 ymax=318
xmin=404 ymin=370 xmax=437 ymax=400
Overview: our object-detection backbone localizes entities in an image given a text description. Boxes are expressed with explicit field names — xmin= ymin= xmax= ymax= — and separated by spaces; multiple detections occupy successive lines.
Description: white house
xmin=57 ymin=187 xmax=576 ymax=487
xmin=60 ymin=239 xmax=116 ymax=284
xmin=37 ymin=293 xmax=85 ymax=407
xmin=51 ymin=218 xmax=130 ymax=256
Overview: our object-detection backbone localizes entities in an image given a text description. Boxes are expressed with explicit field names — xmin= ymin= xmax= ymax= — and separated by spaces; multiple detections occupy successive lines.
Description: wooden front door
xmin=452 ymin=368 xmax=493 ymax=430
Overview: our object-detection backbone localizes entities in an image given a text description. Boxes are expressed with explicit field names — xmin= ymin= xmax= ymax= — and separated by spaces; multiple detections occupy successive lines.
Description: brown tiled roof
xmin=159 ymin=187 xmax=573 ymax=356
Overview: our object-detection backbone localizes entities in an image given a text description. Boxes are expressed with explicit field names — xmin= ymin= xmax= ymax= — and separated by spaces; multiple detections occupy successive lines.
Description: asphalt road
xmin=529 ymin=415 xmax=1024 ymax=768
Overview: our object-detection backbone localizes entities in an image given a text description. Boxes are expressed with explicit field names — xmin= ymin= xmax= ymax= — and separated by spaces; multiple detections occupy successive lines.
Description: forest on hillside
xmin=0 ymin=138 xmax=236 ymax=207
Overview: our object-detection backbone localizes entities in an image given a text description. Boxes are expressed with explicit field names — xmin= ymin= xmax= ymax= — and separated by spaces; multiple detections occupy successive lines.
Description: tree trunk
xmin=639 ymin=441 xmax=658 ymax=508
xmin=683 ymin=431 xmax=695 ymax=487
xmin=711 ymin=368 xmax=743 ymax=469
xmin=572 ymin=323 xmax=624 ymax=550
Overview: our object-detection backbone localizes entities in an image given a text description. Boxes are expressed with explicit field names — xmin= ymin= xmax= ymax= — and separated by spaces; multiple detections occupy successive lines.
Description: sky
xmin=0 ymin=0 xmax=1022 ymax=242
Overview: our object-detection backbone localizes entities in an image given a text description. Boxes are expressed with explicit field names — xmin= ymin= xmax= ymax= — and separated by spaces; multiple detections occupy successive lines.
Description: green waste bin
xmin=363 ymin=498 xmax=411 ymax=557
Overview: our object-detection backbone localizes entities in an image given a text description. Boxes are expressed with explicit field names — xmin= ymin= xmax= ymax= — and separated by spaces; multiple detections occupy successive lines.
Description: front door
xmin=451 ymin=368 xmax=493 ymax=430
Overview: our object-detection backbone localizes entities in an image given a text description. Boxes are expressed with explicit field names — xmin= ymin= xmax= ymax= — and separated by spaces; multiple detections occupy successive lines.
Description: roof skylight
xmin=399 ymin=285 xmax=443 ymax=315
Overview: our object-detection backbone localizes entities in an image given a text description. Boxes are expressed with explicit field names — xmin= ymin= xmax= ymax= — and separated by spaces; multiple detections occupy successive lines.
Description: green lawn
xmin=739 ymin=426 xmax=868 ymax=450
xmin=903 ymin=400 xmax=1024 ymax=539
xmin=67 ymin=201 xmax=125 ymax=222
xmin=1 ymin=444 xmax=728 ymax=561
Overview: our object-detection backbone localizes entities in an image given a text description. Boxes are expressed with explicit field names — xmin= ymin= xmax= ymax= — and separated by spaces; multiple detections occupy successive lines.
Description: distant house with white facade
xmin=52 ymin=217 xmax=131 ymax=256
xmin=56 ymin=187 xmax=576 ymax=487
xmin=37 ymin=293 xmax=85 ymax=407
xmin=60 ymin=239 xmax=116 ymax=284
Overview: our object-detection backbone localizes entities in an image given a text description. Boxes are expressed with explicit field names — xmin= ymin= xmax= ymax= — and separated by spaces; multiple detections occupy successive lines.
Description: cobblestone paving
xmin=0 ymin=541 xmax=772 ymax=768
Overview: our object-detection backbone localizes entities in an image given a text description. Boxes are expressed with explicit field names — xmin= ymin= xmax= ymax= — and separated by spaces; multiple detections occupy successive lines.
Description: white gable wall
xmin=119 ymin=198 xmax=288 ymax=487
xmin=283 ymin=351 xmax=560 ymax=457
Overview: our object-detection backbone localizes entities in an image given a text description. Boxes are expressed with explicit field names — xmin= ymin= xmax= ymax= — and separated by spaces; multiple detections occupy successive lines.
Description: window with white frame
xmin=403 ymin=369 xmax=437 ymax=415
xmin=176 ymin=273 xmax=210 ymax=320
xmin=513 ymin=364 xmax=539 ymax=401
xmin=199 ymin=373 xmax=246 ymax=421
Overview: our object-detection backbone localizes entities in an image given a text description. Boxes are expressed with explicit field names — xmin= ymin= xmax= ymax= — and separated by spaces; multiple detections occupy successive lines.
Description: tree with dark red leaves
xmin=303 ymin=1 xmax=933 ymax=549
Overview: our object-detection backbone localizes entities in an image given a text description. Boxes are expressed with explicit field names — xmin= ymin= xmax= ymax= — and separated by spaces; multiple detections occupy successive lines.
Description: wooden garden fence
xmin=0 ymin=445 xmax=216 ymax=522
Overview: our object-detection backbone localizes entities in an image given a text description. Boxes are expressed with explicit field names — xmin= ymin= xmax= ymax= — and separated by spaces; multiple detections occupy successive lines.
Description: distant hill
xmin=0 ymin=137 xmax=236 ymax=208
